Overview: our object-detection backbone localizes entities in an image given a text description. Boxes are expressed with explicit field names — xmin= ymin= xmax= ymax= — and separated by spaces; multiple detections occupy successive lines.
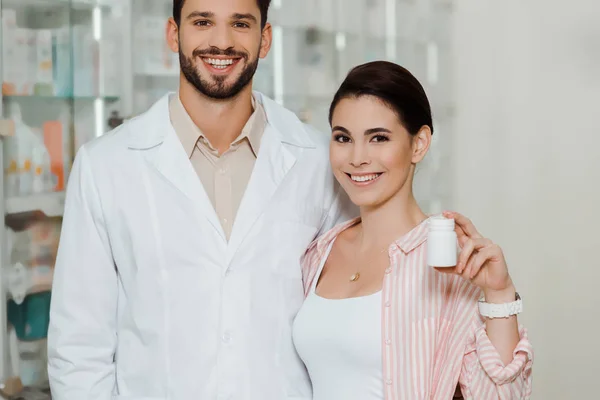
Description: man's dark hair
xmin=173 ymin=0 xmax=271 ymax=28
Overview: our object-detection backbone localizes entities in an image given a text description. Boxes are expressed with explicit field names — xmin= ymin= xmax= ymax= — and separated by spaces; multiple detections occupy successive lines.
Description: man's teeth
xmin=351 ymin=174 xmax=381 ymax=182
xmin=204 ymin=58 xmax=235 ymax=69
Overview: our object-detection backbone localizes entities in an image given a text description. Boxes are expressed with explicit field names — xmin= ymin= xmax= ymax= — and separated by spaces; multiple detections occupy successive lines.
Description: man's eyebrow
xmin=186 ymin=11 xmax=214 ymax=20
xmin=232 ymin=13 xmax=258 ymax=24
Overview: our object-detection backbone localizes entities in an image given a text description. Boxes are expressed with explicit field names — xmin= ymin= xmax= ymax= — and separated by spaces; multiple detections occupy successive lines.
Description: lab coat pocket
xmin=266 ymin=203 xmax=323 ymax=273
xmin=267 ymin=200 xmax=325 ymax=230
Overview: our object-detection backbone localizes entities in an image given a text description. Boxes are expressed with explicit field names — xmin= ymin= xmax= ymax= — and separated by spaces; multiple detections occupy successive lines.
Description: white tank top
xmin=292 ymin=240 xmax=384 ymax=400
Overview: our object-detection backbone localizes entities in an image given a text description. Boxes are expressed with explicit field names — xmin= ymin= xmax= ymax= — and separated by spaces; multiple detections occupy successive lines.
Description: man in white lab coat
xmin=47 ymin=0 xmax=355 ymax=399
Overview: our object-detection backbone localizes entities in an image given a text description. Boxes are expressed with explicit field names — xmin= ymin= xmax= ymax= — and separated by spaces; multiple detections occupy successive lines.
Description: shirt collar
xmin=169 ymin=93 xmax=266 ymax=158
xmin=312 ymin=216 xmax=432 ymax=259
xmin=238 ymin=95 xmax=266 ymax=156
xmin=392 ymin=217 xmax=430 ymax=254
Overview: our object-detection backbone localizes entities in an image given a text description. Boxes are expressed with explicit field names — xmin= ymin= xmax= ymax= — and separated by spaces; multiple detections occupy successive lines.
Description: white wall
xmin=452 ymin=0 xmax=600 ymax=398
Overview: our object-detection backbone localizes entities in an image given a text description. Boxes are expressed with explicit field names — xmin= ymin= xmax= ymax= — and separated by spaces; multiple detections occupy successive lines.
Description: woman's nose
xmin=349 ymin=145 xmax=371 ymax=167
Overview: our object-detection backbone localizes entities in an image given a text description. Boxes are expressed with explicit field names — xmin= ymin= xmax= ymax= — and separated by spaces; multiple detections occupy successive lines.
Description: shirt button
xmin=219 ymin=167 xmax=227 ymax=174
xmin=385 ymin=268 xmax=392 ymax=274
xmin=385 ymin=339 xmax=391 ymax=345
xmin=386 ymin=379 xmax=393 ymax=385
xmin=385 ymin=302 xmax=391 ymax=307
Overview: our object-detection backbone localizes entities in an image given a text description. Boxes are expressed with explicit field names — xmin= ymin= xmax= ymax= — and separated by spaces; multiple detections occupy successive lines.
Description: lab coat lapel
xmin=128 ymin=94 xmax=226 ymax=242
xmin=226 ymin=126 xmax=297 ymax=264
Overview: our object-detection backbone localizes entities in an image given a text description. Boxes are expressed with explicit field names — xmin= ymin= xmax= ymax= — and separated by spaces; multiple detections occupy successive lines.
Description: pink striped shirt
xmin=300 ymin=217 xmax=534 ymax=400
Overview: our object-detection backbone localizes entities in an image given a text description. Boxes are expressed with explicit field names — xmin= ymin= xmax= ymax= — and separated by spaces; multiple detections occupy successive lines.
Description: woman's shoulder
xmin=302 ymin=218 xmax=360 ymax=265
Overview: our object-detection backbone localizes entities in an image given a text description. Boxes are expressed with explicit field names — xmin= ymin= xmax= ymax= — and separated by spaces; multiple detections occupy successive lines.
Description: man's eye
xmin=195 ymin=20 xmax=210 ymax=27
xmin=234 ymin=22 xmax=250 ymax=28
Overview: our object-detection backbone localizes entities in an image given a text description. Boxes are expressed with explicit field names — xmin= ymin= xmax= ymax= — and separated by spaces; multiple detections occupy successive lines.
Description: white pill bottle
xmin=427 ymin=216 xmax=458 ymax=267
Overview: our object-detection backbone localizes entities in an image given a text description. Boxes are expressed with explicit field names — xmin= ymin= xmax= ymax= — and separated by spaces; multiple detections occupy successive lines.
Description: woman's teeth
xmin=204 ymin=58 xmax=235 ymax=69
xmin=351 ymin=174 xmax=381 ymax=182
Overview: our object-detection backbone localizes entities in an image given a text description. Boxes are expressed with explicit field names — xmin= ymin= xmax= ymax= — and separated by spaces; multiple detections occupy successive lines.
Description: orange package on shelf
xmin=42 ymin=120 xmax=64 ymax=191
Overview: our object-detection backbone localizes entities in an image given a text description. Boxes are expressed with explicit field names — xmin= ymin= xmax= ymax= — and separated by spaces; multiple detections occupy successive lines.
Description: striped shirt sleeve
xmin=459 ymin=316 xmax=534 ymax=399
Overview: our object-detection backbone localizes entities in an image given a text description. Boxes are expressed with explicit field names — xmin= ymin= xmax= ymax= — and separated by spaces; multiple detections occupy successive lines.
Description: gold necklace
xmin=349 ymin=233 xmax=390 ymax=283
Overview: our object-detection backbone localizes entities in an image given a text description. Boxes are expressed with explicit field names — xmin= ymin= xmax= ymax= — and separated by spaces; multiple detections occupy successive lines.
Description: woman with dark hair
xmin=292 ymin=61 xmax=534 ymax=400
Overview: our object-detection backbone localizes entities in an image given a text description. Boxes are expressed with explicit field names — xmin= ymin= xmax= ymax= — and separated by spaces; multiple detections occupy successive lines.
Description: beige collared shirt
xmin=169 ymin=93 xmax=267 ymax=239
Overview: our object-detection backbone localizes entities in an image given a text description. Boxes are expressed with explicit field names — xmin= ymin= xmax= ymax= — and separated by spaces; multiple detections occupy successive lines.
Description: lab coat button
xmin=222 ymin=332 xmax=231 ymax=343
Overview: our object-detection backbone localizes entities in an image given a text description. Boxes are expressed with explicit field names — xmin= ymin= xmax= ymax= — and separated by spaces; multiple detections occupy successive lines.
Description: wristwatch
xmin=478 ymin=292 xmax=522 ymax=319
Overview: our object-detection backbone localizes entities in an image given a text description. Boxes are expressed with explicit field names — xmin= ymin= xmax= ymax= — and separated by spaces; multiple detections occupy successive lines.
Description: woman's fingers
xmin=462 ymin=246 xmax=494 ymax=280
xmin=469 ymin=246 xmax=499 ymax=279
xmin=456 ymin=238 xmax=492 ymax=273
xmin=443 ymin=211 xmax=482 ymax=240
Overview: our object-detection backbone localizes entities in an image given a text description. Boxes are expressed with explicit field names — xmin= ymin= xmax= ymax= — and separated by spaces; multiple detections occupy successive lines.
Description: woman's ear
xmin=412 ymin=125 xmax=432 ymax=164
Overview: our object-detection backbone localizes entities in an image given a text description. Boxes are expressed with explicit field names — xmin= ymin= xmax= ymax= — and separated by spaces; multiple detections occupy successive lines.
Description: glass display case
xmin=268 ymin=0 xmax=456 ymax=212
xmin=0 ymin=0 xmax=455 ymax=395
xmin=0 ymin=0 xmax=129 ymax=395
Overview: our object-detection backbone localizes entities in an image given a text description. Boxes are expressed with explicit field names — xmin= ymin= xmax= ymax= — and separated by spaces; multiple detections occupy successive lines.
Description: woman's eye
xmin=333 ymin=134 xmax=351 ymax=143
xmin=371 ymin=135 xmax=389 ymax=143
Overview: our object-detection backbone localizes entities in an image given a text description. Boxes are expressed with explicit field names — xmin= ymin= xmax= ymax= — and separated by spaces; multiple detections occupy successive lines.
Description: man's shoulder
xmin=82 ymin=96 xmax=167 ymax=161
xmin=301 ymin=122 xmax=330 ymax=149
xmin=79 ymin=121 xmax=129 ymax=160
xmin=256 ymin=92 xmax=331 ymax=151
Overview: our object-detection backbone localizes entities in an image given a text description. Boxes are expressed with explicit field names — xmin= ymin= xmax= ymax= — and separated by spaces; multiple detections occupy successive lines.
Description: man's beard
xmin=179 ymin=45 xmax=260 ymax=100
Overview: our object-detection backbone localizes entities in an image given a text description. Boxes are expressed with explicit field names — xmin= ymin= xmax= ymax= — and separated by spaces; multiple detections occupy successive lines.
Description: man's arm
xmin=47 ymin=146 xmax=118 ymax=399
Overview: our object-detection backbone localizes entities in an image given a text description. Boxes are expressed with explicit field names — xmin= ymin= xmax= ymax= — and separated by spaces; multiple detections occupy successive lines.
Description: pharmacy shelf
xmin=6 ymin=192 xmax=65 ymax=218
xmin=4 ymin=263 xmax=53 ymax=304
xmin=2 ymin=0 xmax=113 ymax=11
xmin=134 ymin=70 xmax=179 ymax=78
xmin=3 ymin=95 xmax=120 ymax=103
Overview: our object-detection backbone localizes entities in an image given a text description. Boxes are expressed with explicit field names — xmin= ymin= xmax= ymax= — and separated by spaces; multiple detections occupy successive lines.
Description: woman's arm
xmin=459 ymin=312 xmax=534 ymax=399
xmin=484 ymin=285 xmax=520 ymax=365
xmin=438 ymin=211 xmax=534 ymax=397
xmin=439 ymin=211 xmax=525 ymax=365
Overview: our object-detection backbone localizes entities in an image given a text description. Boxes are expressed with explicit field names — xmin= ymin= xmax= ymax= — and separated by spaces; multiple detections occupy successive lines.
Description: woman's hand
xmin=436 ymin=211 xmax=515 ymax=299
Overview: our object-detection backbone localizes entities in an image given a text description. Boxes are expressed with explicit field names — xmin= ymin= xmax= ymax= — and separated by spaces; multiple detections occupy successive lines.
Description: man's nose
xmin=207 ymin=24 xmax=235 ymax=51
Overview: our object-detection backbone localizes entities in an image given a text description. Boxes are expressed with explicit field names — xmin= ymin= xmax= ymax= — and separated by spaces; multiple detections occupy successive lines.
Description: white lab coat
xmin=47 ymin=92 xmax=356 ymax=400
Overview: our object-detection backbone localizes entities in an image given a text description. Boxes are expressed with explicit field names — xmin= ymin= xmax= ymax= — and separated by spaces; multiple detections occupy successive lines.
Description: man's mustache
xmin=193 ymin=47 xmax=248 ymax=60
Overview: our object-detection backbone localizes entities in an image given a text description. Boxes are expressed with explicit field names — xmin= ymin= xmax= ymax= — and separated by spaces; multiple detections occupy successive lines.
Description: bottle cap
xmin=428 ymin=216 xmax=455 ymax=231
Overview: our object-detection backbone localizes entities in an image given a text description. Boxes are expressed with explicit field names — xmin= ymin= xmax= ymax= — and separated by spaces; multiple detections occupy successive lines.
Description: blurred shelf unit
xmin=2 ymin=0 xmax=115 ymax=10
xmin=7 ymin=191 xmax=64 ymax=217
xmin=0 ymin=0 xmax=128 ymax=387
xmin=3 ymin=95 xmax=120 ymax=102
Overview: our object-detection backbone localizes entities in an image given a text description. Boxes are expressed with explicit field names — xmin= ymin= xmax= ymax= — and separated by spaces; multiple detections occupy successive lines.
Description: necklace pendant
xmin=350 ymin=273 xmax=360 ymax=282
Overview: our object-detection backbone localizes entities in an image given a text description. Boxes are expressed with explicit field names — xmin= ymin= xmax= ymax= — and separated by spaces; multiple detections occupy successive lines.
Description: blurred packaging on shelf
xmin=5 ymin=217 xmax=60 ymax=390
xmin=6 ymin=218 xmax=61 ymax=304
xmin=1 ymin=7 xmax=122 ymax=98
xmin=3 ymin=103 xmax=66 ymax=197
